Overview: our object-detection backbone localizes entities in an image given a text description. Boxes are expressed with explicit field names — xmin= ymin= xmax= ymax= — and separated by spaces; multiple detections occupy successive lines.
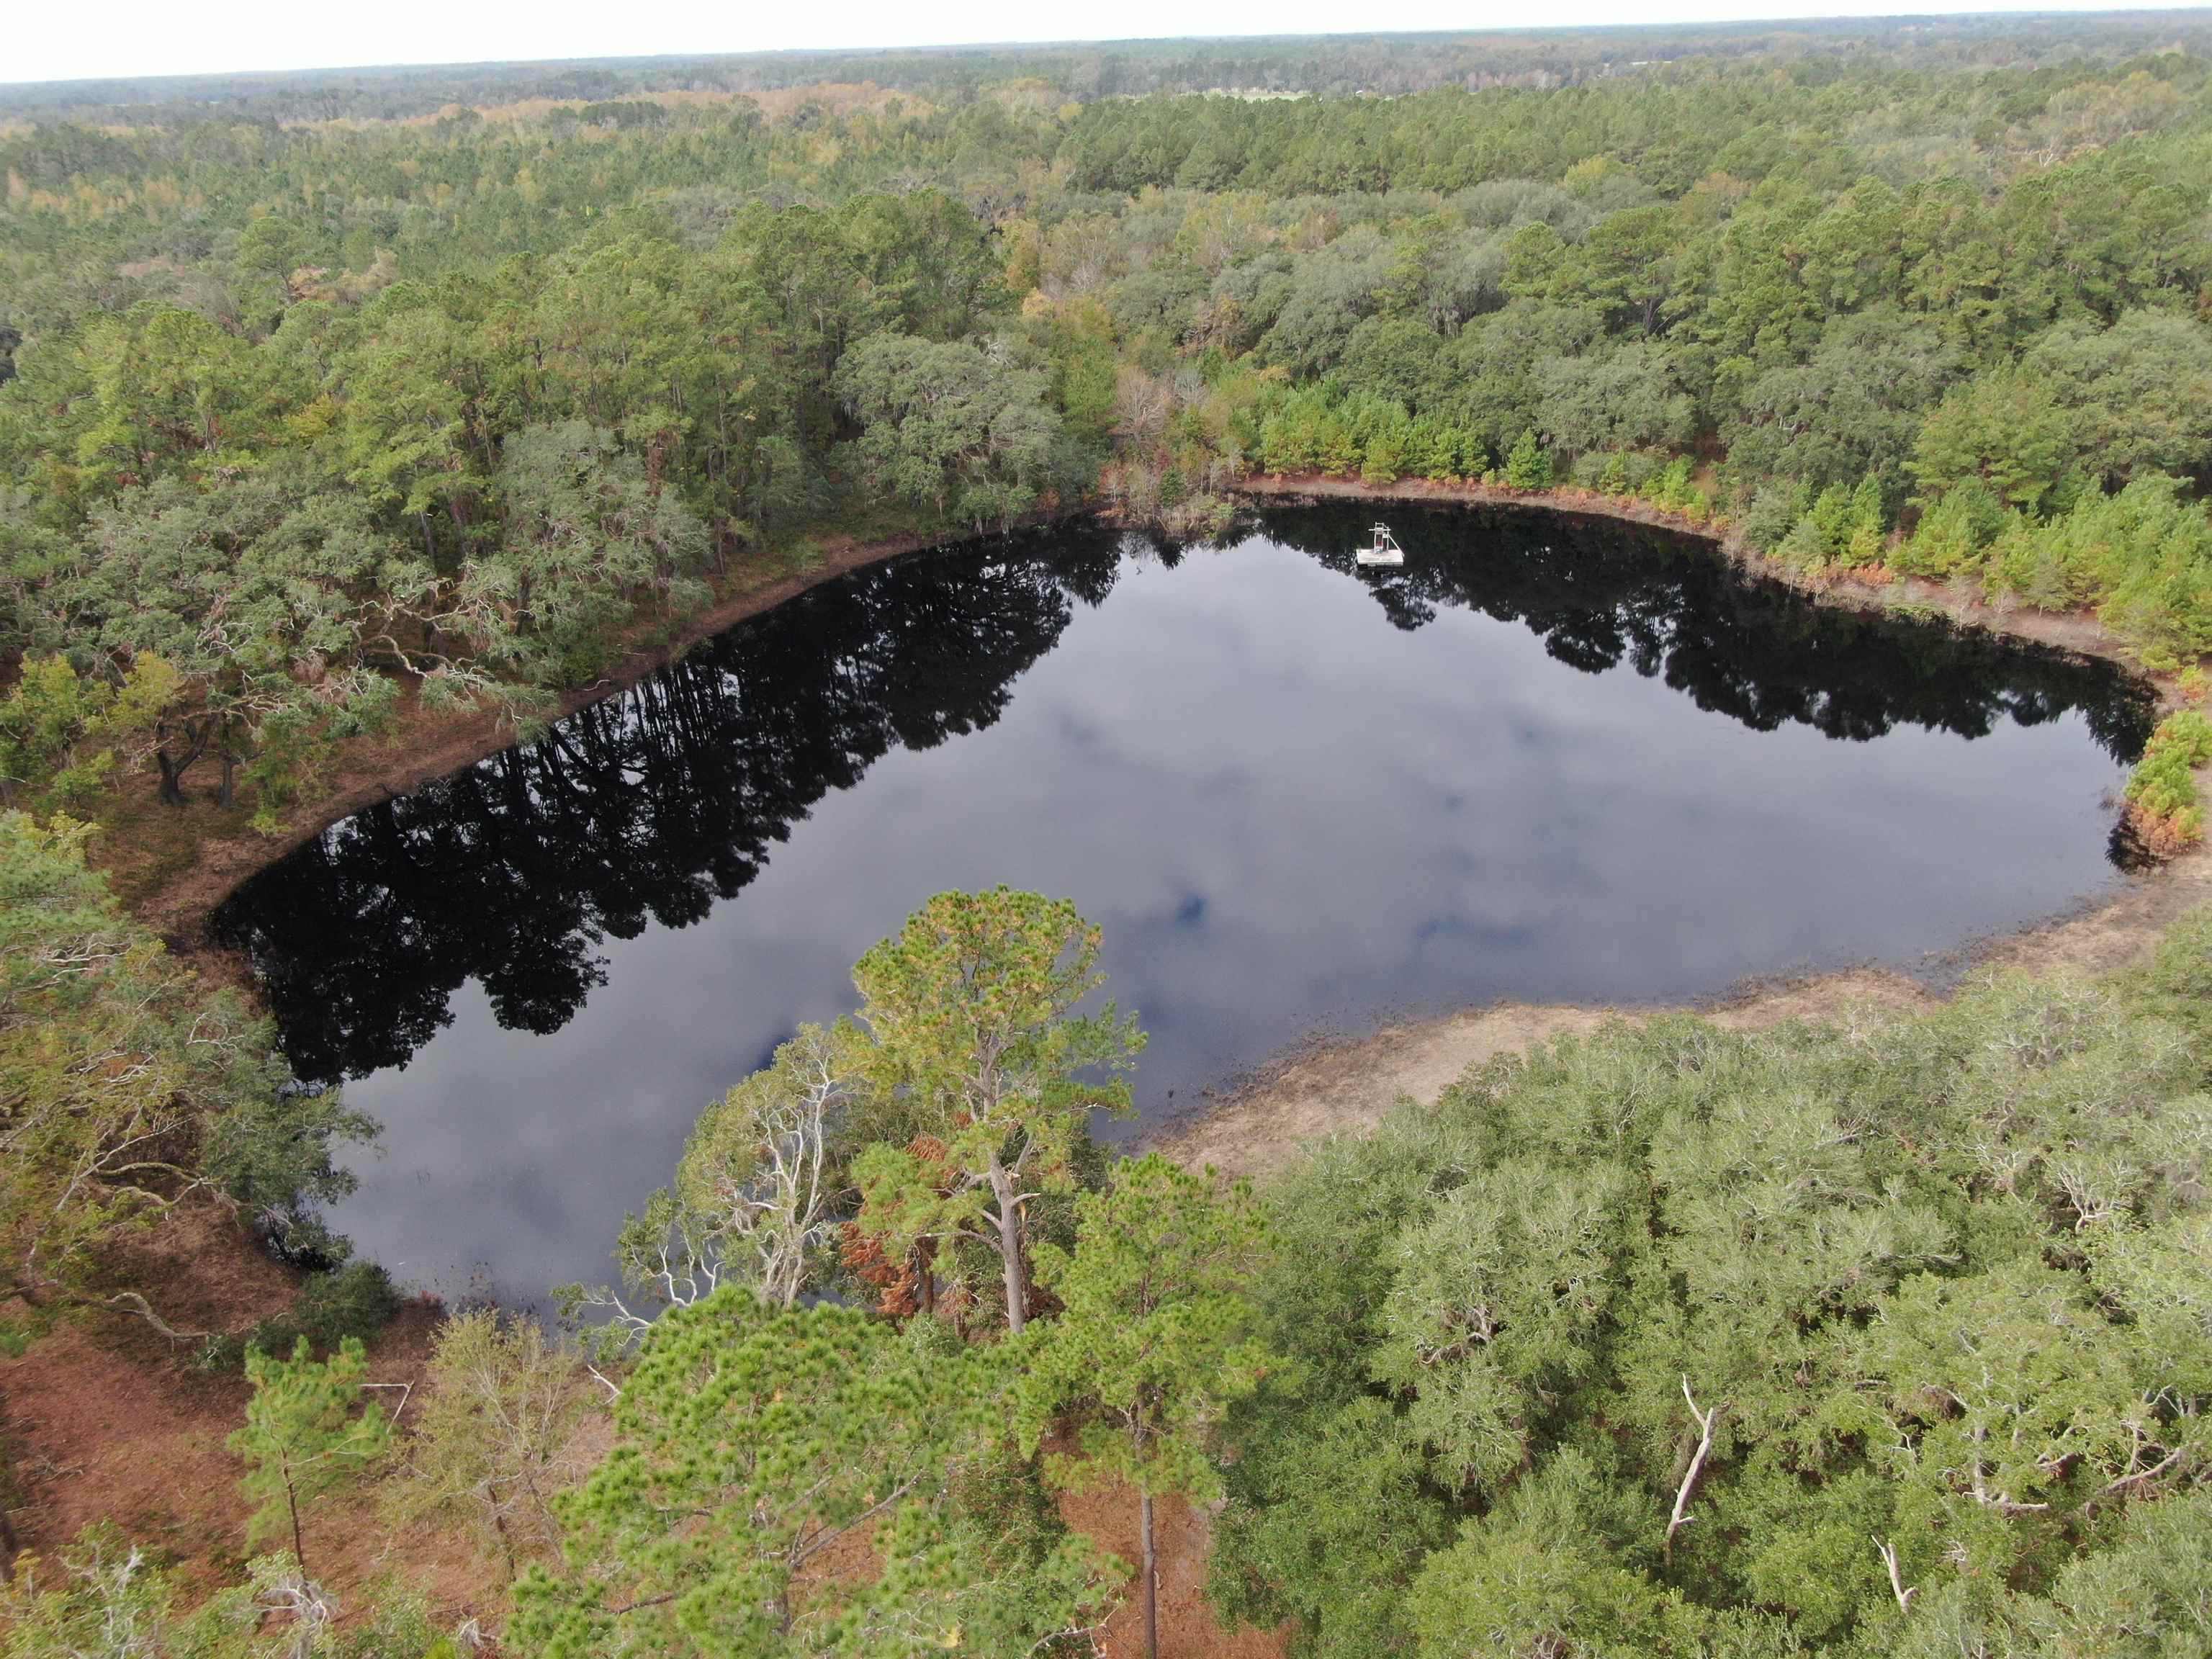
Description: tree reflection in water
xmin=216 ymin=505 xmax=2152 ymax=1088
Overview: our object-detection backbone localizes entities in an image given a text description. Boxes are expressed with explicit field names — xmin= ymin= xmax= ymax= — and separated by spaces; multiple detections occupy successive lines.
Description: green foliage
xmin=1503 ymin=429 xmax=1552 ymax=491
xmin=1739 ymin=481 xmax=1805 ymax=555
xmin=1020 ymin=1155 xmax=1272 ymax=1503
xmin=15 ymin=35 xmax=2212 ymax=1649
xmin=1223 ymin=952 xmax=2212 ymax=1656
xmin=1209 ymin=1396 xmax=1449 ymax=1659
xmin=2118 ymin=904 xmax=2212 ymax=1046
xmin=850 ymin=888 xmax=1143 ymax=1334
xmin=1407 ymin=1453 xmax=1694 ymax=1659
xmin=1763 ymin=467 xmax=2212 ymax=663
xmin=199 ymin=1086 xmax=378 ymax=1264
xmin=1776 ymin=477 xmax=1888 ymax=572
xmin=508 ymin=1286 xmax=1114 ymax=1658
xmin=1020 ymin=1154 xmax=1272 ymax=1659
xmin=1894 ymin=479 xmax=2008 ymax=577
xmin=230 ymin=1336 xmax=393 ymax=1577
xmin=833 ymin=335 xmax=1064 ymax=531
xmin=180 ymin=1558 xmax=462 ymax=1658
xmin=0 ymin=652 xmax=176 ymax=812
xmin=0 ymin=1525 xmax=176 ymax=1658
xmin=212 ymin=1262 xmax=400 ymax=1372
xmin=2123 ymin=709 xmax=2212 ymax=845
xmin=0 ymin=811 xmax=369 ymax=1300
xmin=2023 ymin=310 xmax=2212 ymax=488
xmin=71 ymin=472 xmax=418 ymax=808
xmin=382 ymin=1309 xmax=590 ymax=1575
xmin=1958 ymin=475 xmax=2212 ymax=660
xmin=9 ymin=36 xmax=2212 ymax=821
xmin=1725 ymin=309 xmax=1959 ymax=495
xmin=0 ymin=1523 xmax=466 ymax=1658
xmin=2078 ymin=482 xmax=2212 ymax=663
xmin=1910 ymin=363 xmax=2083 ymax=516
xmin=453 ymin=421 xmax=711 ymax=686
xmin=0 ymin=173 xmax=1039 ymax=820
xmin=2034 ymin=1488 xmax=2212 ymax=1656
xmin=1372 ymin=1156 xmax=1629 ymax=1491
xmin=1538 ymin=343 xmax=1695 ymax=460
xmin=1644 ymin=456 xmax=1696 ymax=511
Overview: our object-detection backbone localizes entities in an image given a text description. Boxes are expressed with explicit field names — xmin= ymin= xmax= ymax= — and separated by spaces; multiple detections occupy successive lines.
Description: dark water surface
xmin=218 ymin=505 xmax=2155 ymax=1302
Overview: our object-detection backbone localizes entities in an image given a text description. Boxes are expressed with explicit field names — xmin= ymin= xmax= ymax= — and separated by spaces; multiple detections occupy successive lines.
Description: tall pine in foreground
xmin=1020 ymin=1154 xmax=1273 ymax=1659
xmin=850 ymin=888 xmax=1143 ymax=1335
xmin=229 ymin=1336 xmax=392 ymax=1578
xmin=507 ymin=1285 xmax=1115 ymax=1657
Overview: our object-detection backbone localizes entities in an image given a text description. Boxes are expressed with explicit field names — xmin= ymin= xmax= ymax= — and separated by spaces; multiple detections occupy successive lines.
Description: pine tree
xmin=1019 ymin=1155 xmax=1273 ymax=1659
xmin=850 ymin=889 xmax=1144 ymax=1336
xmin=229 ymin=1336 xmax=392 ymax=1578
xmin=1505 ymin=428 xmax=1552 ymax=490
xmin=507 ymin=1287 xmax=1113 ymax=1656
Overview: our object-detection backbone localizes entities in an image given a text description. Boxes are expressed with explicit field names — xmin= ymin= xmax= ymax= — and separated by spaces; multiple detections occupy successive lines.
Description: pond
xmin=216 ymin=503 xmax=2157 ymax=1303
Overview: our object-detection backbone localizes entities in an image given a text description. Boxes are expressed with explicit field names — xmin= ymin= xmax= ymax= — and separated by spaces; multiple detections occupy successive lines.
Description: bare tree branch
xmin=1664 ymin=1375 xmax=1724 ymax=1565
xmin=1875 ymin=1536 xmax=1916 ymax=1611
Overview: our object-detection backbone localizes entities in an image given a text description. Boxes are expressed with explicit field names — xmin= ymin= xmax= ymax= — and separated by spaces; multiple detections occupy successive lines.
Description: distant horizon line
xmin=7 ymin=6 xmax=2210 ymax=95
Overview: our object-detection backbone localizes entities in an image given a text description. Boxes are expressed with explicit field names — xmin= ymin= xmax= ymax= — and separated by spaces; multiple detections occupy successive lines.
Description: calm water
xmin=217 ymin=505 xmax=2154 ymax=1302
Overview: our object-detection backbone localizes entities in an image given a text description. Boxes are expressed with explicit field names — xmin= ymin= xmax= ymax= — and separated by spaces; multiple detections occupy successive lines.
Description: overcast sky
xmin=8 ymin=0 xmax=2203 ymax=88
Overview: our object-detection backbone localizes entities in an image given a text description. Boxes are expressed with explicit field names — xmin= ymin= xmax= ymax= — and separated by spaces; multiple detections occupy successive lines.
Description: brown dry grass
xmin=1057 ymin=1481 xmax=1289 ymax=1659
xmin=1157 ymin=853 xmax=2212 ymax=1184
xmin=1 ymin=1204 xmax=286 ymax=1589
xmin=0 ymin=1201 xmax=517 ymax=1624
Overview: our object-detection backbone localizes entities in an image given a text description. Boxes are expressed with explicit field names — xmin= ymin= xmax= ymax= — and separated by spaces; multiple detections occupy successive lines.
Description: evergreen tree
xmin=1504 ymin=428 xmax=1552 ymax=490
xmin=1018 ymin=1154 xmax=1273 ymax=1659
xmin=508 ymin=1286 xmax=1112 ymax=1657
xmin=229 ymin=1336 xmax=392 ymax=1578
xmin=850 ymin=889 xmax=1144 ymax=1335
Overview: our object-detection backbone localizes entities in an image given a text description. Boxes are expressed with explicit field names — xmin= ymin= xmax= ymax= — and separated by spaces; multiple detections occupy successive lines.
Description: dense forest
xmin=9 ymin=19 xmax=2212 ymax=830
xmin=9 ymin=14 xmax=2211 ymax=123
xmin=7 ymin=16 xmax=2212 ymax=1658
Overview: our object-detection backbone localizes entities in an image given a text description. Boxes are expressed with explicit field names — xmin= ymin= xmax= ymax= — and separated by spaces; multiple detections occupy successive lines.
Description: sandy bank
xmin=1157 ymin=852 xmax=2212 ymax=1182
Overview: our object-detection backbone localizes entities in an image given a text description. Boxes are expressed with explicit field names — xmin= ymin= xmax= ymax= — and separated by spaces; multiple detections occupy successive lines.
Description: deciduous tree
xmin=382 ymin=1310 xmax=591 ymax=1576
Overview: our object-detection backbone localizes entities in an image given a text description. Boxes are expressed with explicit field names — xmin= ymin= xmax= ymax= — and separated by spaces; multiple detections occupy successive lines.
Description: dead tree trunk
xmin=1664 ymin=1376 xmax=1723 ymax=1566
xmin=1875 ymin=1536 xmax=1916 ymax=1611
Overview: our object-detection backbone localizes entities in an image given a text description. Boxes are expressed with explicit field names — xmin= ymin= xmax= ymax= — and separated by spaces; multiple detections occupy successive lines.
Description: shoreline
xmin=126 ymin=480 xmax=2203 ymax=1168
xmin=1233 ymin=472 xmax=2167 ymax=677
xmin=135 ymin=476 xmax=2176 ymax=952
xmin=1150 ymin=879 xmax=2182 ymax=1182
xmin=1165 ymin=476 xmax=2207 ymax=1176
xmin=129 ymin=512 xmax=1079 ymax=950
xmin=1156 ymin=833 xmax=2212 ymax=1181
